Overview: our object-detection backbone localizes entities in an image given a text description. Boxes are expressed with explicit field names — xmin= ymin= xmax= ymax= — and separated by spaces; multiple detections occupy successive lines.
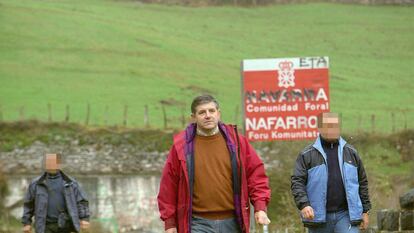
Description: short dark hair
xmin=317 ymin=112 xmax=340 ymax=128
xmin=191 ymin=95 xmax=220 ymax=114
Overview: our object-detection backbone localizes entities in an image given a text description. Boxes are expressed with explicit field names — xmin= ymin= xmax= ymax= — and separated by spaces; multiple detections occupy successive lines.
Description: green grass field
xmin=0 ymin=0 xmax=413 ymax=131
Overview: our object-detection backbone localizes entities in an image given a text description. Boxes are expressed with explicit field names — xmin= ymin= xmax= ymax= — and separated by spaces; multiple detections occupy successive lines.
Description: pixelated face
xmin=191 ymin=102 xmax=221 ymax=131
xmin=45 ymin=154 xmax=61 ymax=174
xmin=318 ymin=113 xmax=340 ymax=141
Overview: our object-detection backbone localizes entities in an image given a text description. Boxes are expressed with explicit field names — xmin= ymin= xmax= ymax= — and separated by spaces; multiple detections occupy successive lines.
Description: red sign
xmin=241 ymin=57 xmax=330 ymax=141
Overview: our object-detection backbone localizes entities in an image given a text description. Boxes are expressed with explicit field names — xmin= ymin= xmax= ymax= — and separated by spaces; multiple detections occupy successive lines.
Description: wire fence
xmin=0 ymin=103 xmax=412 ymax=133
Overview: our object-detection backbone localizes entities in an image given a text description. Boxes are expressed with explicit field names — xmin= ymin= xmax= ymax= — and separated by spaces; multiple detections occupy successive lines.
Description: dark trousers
xmin=45 ymin=222 xmax=76 ymax=233
xmin=191 ymin=216 xmax=241 ymax=233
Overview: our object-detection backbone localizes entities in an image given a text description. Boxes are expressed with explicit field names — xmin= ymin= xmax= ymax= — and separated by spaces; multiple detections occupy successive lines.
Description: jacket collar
xmin=36 ymin=170 xmax=74 ymax=186
xmin=184 ymin=122 xmax=232 ymax=144
xmin=313 ymin=135 xmax=347 ymax=161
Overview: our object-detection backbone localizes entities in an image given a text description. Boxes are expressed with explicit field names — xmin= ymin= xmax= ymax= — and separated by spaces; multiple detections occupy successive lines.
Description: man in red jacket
xmin=157 ymin=95 xmax=271 ymax=233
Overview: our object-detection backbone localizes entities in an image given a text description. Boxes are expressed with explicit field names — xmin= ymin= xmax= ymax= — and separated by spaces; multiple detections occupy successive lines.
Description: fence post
xmin=19 ymin=106 xmax=25 ymax=121
xmin=65 ymin=104 xmax=70 ymax=123
xmin=85 ymin=103 xmax=90 ymax=126
xmin=162 ymin=105 xmax=167 ymax=129
xmin=391 ymin=112 xmax=395 ymax=133
xmin=47 ymin=103 xmax=52 ymax=122
xmin=144 ymin=105 xmax=149 ymax=128
xmin=123 ymin=105 xmax=128 ymax=127
xmin=371 ymin=114 xmax=375 ymax=133
xmin=403 ymin=111 xmax=407 ymax=130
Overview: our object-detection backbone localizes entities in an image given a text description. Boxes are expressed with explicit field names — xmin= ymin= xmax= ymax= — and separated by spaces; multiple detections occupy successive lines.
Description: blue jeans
xmin=191 ymin=216 xmax=241 ymax=233
xmin=308 ymin=210 xmax=359 ymax=233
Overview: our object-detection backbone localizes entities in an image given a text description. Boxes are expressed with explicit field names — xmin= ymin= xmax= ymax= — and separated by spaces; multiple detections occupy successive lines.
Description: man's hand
xmin=360 ymin=213 xmax=369 ymax=230
xmin=165 ymin=228 xmax=177 ymax=233
xmin=254 ymin=210 xmax=271 ymax=225
xmin=301 ymin=206 xmax=314 ymax=220
xmin=80 ymin=220 xmax=90 ymax=230
xmin=23 ymin=225 xmax=32 ymax=233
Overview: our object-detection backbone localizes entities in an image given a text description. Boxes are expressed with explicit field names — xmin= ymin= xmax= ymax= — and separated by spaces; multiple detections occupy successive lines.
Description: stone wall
xmin=0 ymin=140 xmax=281 ymax=175
xmin=0 ymin=140 xmax=168 ymax=175
xmin=363 ymin=189 xmax=414 ymax=233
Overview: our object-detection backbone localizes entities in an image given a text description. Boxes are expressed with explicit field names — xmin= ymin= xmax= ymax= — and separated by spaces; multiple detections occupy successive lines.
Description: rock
xmin=401 ymin=210 xmax=414 ymax=230
xmin=377 ymin=231 xmax=414 ymax=233
xmin=360 ymin=226 xmax=378 ymax=233
xmin=401 ymin=189 xmax=414 ymax=210
xmin=377 ymin=209 xmax=400 ymax=231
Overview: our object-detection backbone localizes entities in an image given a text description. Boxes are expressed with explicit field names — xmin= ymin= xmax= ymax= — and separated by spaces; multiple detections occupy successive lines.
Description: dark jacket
xmin=21 ymin=171 xmax=90 ymax=233
xmin=291 ymin=136 xmax=371 ymax=227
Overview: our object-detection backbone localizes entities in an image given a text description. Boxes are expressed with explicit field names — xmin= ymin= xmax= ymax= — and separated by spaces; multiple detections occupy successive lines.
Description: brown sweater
xmin=192 ymin=133 xmax=235 ymax=220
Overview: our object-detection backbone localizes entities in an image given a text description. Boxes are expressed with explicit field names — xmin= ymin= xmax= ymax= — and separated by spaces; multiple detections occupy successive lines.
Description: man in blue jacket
xmin=21 ymin=153 xmax=90 ymax=233
xmin=291 ymin=112 xmax=371 ymax=233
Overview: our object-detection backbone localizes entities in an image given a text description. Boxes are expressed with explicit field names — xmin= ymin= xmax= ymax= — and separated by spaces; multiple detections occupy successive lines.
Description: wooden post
xmin=371 ymin=114 xmax=375 ymax=133
xmin=19 ymin=106 xmax=25 ymax=121
xmin=65 ymin=104 xmax=70 ymax=123
xmin=234 ymin=105 xmax=239 ymax=124
xmin=144 ymin=105 xmax=149 ymax=128
xmin=162 ymin=105 xmax=167 ymax=129
xmin=403 ymin=110 xmax=408 ymax=130
xmin=85 ymin=103 xmax=90 ymax=126
xmin=391 ymin=112 xmax=395 ymax=133
xmin=104 ymin=105 xmax=109 ymax=125
xmin=123 ymin=105 xmax=128 ymax=127
xmin=47 ymin=103 xmax=52 ymax=122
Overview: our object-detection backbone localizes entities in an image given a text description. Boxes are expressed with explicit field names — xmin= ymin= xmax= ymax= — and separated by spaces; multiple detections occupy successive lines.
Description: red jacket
xmin=157 ymin=123 xmax=270 ymax=233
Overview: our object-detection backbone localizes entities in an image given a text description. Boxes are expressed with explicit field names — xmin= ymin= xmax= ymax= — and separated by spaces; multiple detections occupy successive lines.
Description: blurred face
xmin=192 ymin=102 xmax=221 ymax=132
xmin=318 ymin=113 xmax=340 ymax=141
xmin=45 ymin=154 xmax=60 ymax=174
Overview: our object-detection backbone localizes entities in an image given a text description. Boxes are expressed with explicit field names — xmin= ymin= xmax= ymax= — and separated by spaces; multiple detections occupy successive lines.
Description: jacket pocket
xmin=35 ymin=193 xmax=47 ymax=215
xmin=311 ymin=201 xmax=326 ymax=222
xmin=306 ymin=164 xmax=327 ymax=223
xmin=343 ymin=162 xmax=363 ymax=221
xmin=306 ymin=164 xmax=327 ymax=204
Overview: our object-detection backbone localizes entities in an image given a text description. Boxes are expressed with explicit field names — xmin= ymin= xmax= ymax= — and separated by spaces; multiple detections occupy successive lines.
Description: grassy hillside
xmin=0 ymin=0 xmax=413 ymax=131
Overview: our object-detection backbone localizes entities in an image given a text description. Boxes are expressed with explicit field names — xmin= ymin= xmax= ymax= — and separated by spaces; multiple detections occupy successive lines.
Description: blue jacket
xmin=21 ymin=171 xmax=90 ymax=233
xmin=291 ymin=136 xmax=371 ymax=227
